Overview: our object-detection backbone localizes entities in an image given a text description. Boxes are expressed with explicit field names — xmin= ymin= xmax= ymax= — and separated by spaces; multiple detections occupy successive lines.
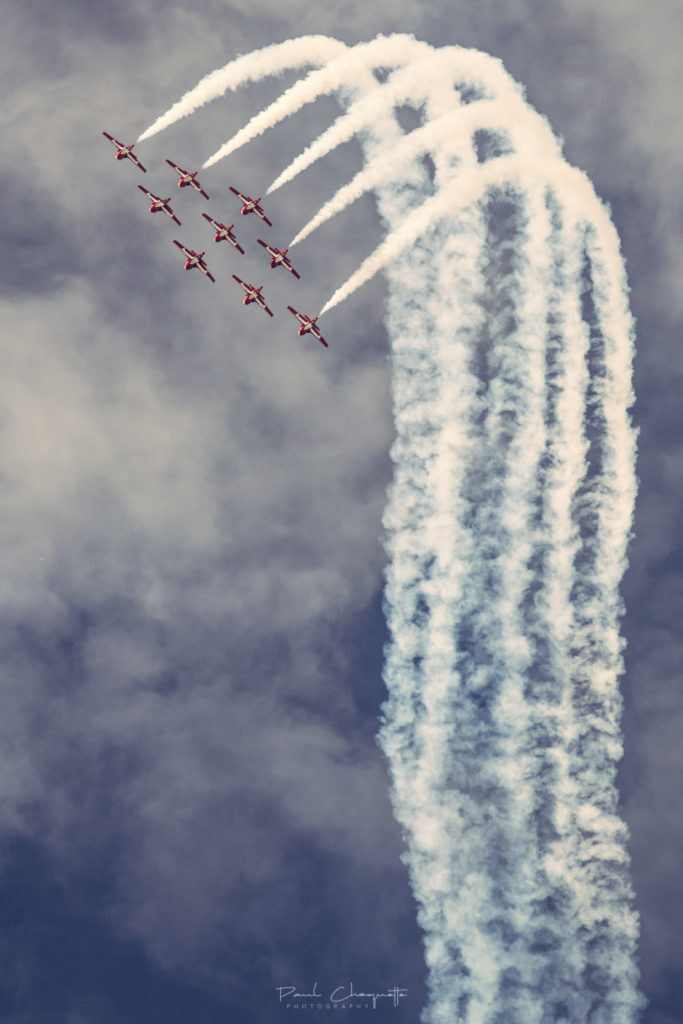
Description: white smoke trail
xmin=201 ymin=35 xmax=433 ymax=168
xmin=265 ymin=52 xmax=460 ymax=195
xmin=382 ymin=182 xmax=559 ymax=1023
xmin=197 ymin=36 xmax=537 ymax=172
xmin=287 ymin=99 xmax=561 ymax=248
xmin=318 ymin=157 xmax=611 ymax=317
xmin=559 ymin=221 xmax=641 ymax=1016
xmin=288 ymin=109 xmax=471 ymax=246
xmin=143 ymin=34 xmax=642 ymax=1024
xmin=137 ymin=36 xmax=347 ymax=142
xmin=268 ymin=56 xmax=562 ymax=199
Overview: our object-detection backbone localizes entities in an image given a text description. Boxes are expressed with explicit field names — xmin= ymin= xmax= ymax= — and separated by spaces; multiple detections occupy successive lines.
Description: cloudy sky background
xmin=1 ymin=1 xmax=681 ymax=1022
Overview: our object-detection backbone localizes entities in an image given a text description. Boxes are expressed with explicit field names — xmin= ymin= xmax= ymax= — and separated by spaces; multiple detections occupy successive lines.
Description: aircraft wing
xmin=257 ymin=238 xmax=277 ymax=257
xmin=255 ymin=207 xmax=273 ymax=228
xmin=232 ymin=239 xmax=245 ymax=255
xmin=285 ymin=262 xmax=300 ymax=280
xmin=202 ymin=212 xmax=221 ymax=231
xmin=231 ymin=274 xmax=249 ymax=293
xmin=173 ymin=239 xmax=193 ymax=258
xmin=256 ymin=294 xmax=274 ymax=318
xmin=287 ymin=306 xmax=308 ymax=326
xmin=199 ymin=265 xmax=215 ymax=283
xmin=166 ymin=158 xmax=183 ymax=172
xmin=170 ymin=212 xmax=182 ymax=226
xmin=287 ymin=306 xmax=327 ymax=346
xmin=229 ymin=186 xmax=249 ymax=203
xmin=137 ymin=185 xmax=155 ymax=199
xmin=128 ymin=152 xmax=147 ymax=173
xmin=191 ymin=180 xmax=210 ymax=200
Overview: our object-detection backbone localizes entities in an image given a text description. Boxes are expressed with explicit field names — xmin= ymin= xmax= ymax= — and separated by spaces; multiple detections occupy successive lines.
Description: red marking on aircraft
xmin=201 ymin=213 xmax=244 ymax=254
xmin=231 ymin=275 xmax=273 ymax=317
xmin=166 ymin=160 xmax=209 ymax=200
xmin=137 ymin=186 xmax=181 ymax=225
xmin=287 ymin=306 xmax=328 ymax=348
xmin=257 ymin=239 xmax=300 ymax=279
xmin=102 ymin=132 xmax=146 ymax=173
xmin=228 ymin=187 xmax=272 ymax=227
xmin=172 ymin=240 xmax=215 ymax=282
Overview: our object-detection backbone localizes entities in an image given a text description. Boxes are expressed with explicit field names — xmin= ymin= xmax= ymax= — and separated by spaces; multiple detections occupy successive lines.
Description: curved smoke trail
xmin=139 ymin=34 xmax=643 ymax=1024
xmin=287 ymin=99 xmax=561 ymax=248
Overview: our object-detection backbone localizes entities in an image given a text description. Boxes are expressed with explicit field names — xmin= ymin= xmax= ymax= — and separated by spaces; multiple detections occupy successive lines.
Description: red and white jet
xmin=166 ymin=160 xmax=209 ymax=200
xmin=231 ymin=275 xmax=273 ymax=318
xmin=202 ymin=213 xmax=244 ymax=254
xmin=257 ymin=239 xmax=300 ymax=279
xmin=173 ymin=240 xmax=215 ymax=282
xmin=102 ymin=132 xmax=146 ymax=173
xmin=287 ymin=307 xmax=328 ymax=348
xmin=137 ymin=186 xmax=181 ymax=225
xmin=228 ymin=187 xmax=272 ymax=227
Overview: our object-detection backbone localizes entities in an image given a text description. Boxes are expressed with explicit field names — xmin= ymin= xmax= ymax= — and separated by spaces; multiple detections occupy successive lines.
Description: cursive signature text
xmin=276 ymin=981 xmax=407 ymax=1009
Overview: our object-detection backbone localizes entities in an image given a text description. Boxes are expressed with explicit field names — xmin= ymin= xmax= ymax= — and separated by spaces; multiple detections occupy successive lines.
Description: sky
xmin=1 ymin=0 xmax=682 ymax=1022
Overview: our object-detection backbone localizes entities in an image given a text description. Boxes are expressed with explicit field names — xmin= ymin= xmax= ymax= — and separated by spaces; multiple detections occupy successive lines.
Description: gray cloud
xmin=1 ymin=0 xmax=681 ymax=1020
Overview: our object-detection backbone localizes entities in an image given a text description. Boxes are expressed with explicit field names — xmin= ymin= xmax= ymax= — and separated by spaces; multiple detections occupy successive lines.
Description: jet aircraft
xmin=257 ymin=239 xmax=300 ymax=279
xmin=137 ymin=186 xmax=181 ymax=225
xmin=202 ymin=213 xmax=244 ymax=254
xmin=173 ymin=240 xmax=215 ymax=282
xmin=166 ymin=160 xmax=210 ymax=199
xmin=231 ymin=275 xmax=273 ymax=317
xmin=228 ymin=187 xmax=272 ymax=227
xmin=102 ymin=132 xmax=146 ymax=173
xmin=287 ymin=306 xmax=328 ymax=348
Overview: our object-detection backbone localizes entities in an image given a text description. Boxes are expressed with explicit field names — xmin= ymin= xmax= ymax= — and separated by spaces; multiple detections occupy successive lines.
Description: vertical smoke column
xmin=366 ymin=70 xmax=641 ymax=1024
xmin=138 ymin=36 xmax=642 ymax=1023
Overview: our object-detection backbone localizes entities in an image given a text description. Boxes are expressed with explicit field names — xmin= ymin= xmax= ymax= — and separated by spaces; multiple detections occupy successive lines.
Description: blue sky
xmin=1 ymin=1 xmax=682 ymax=1022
